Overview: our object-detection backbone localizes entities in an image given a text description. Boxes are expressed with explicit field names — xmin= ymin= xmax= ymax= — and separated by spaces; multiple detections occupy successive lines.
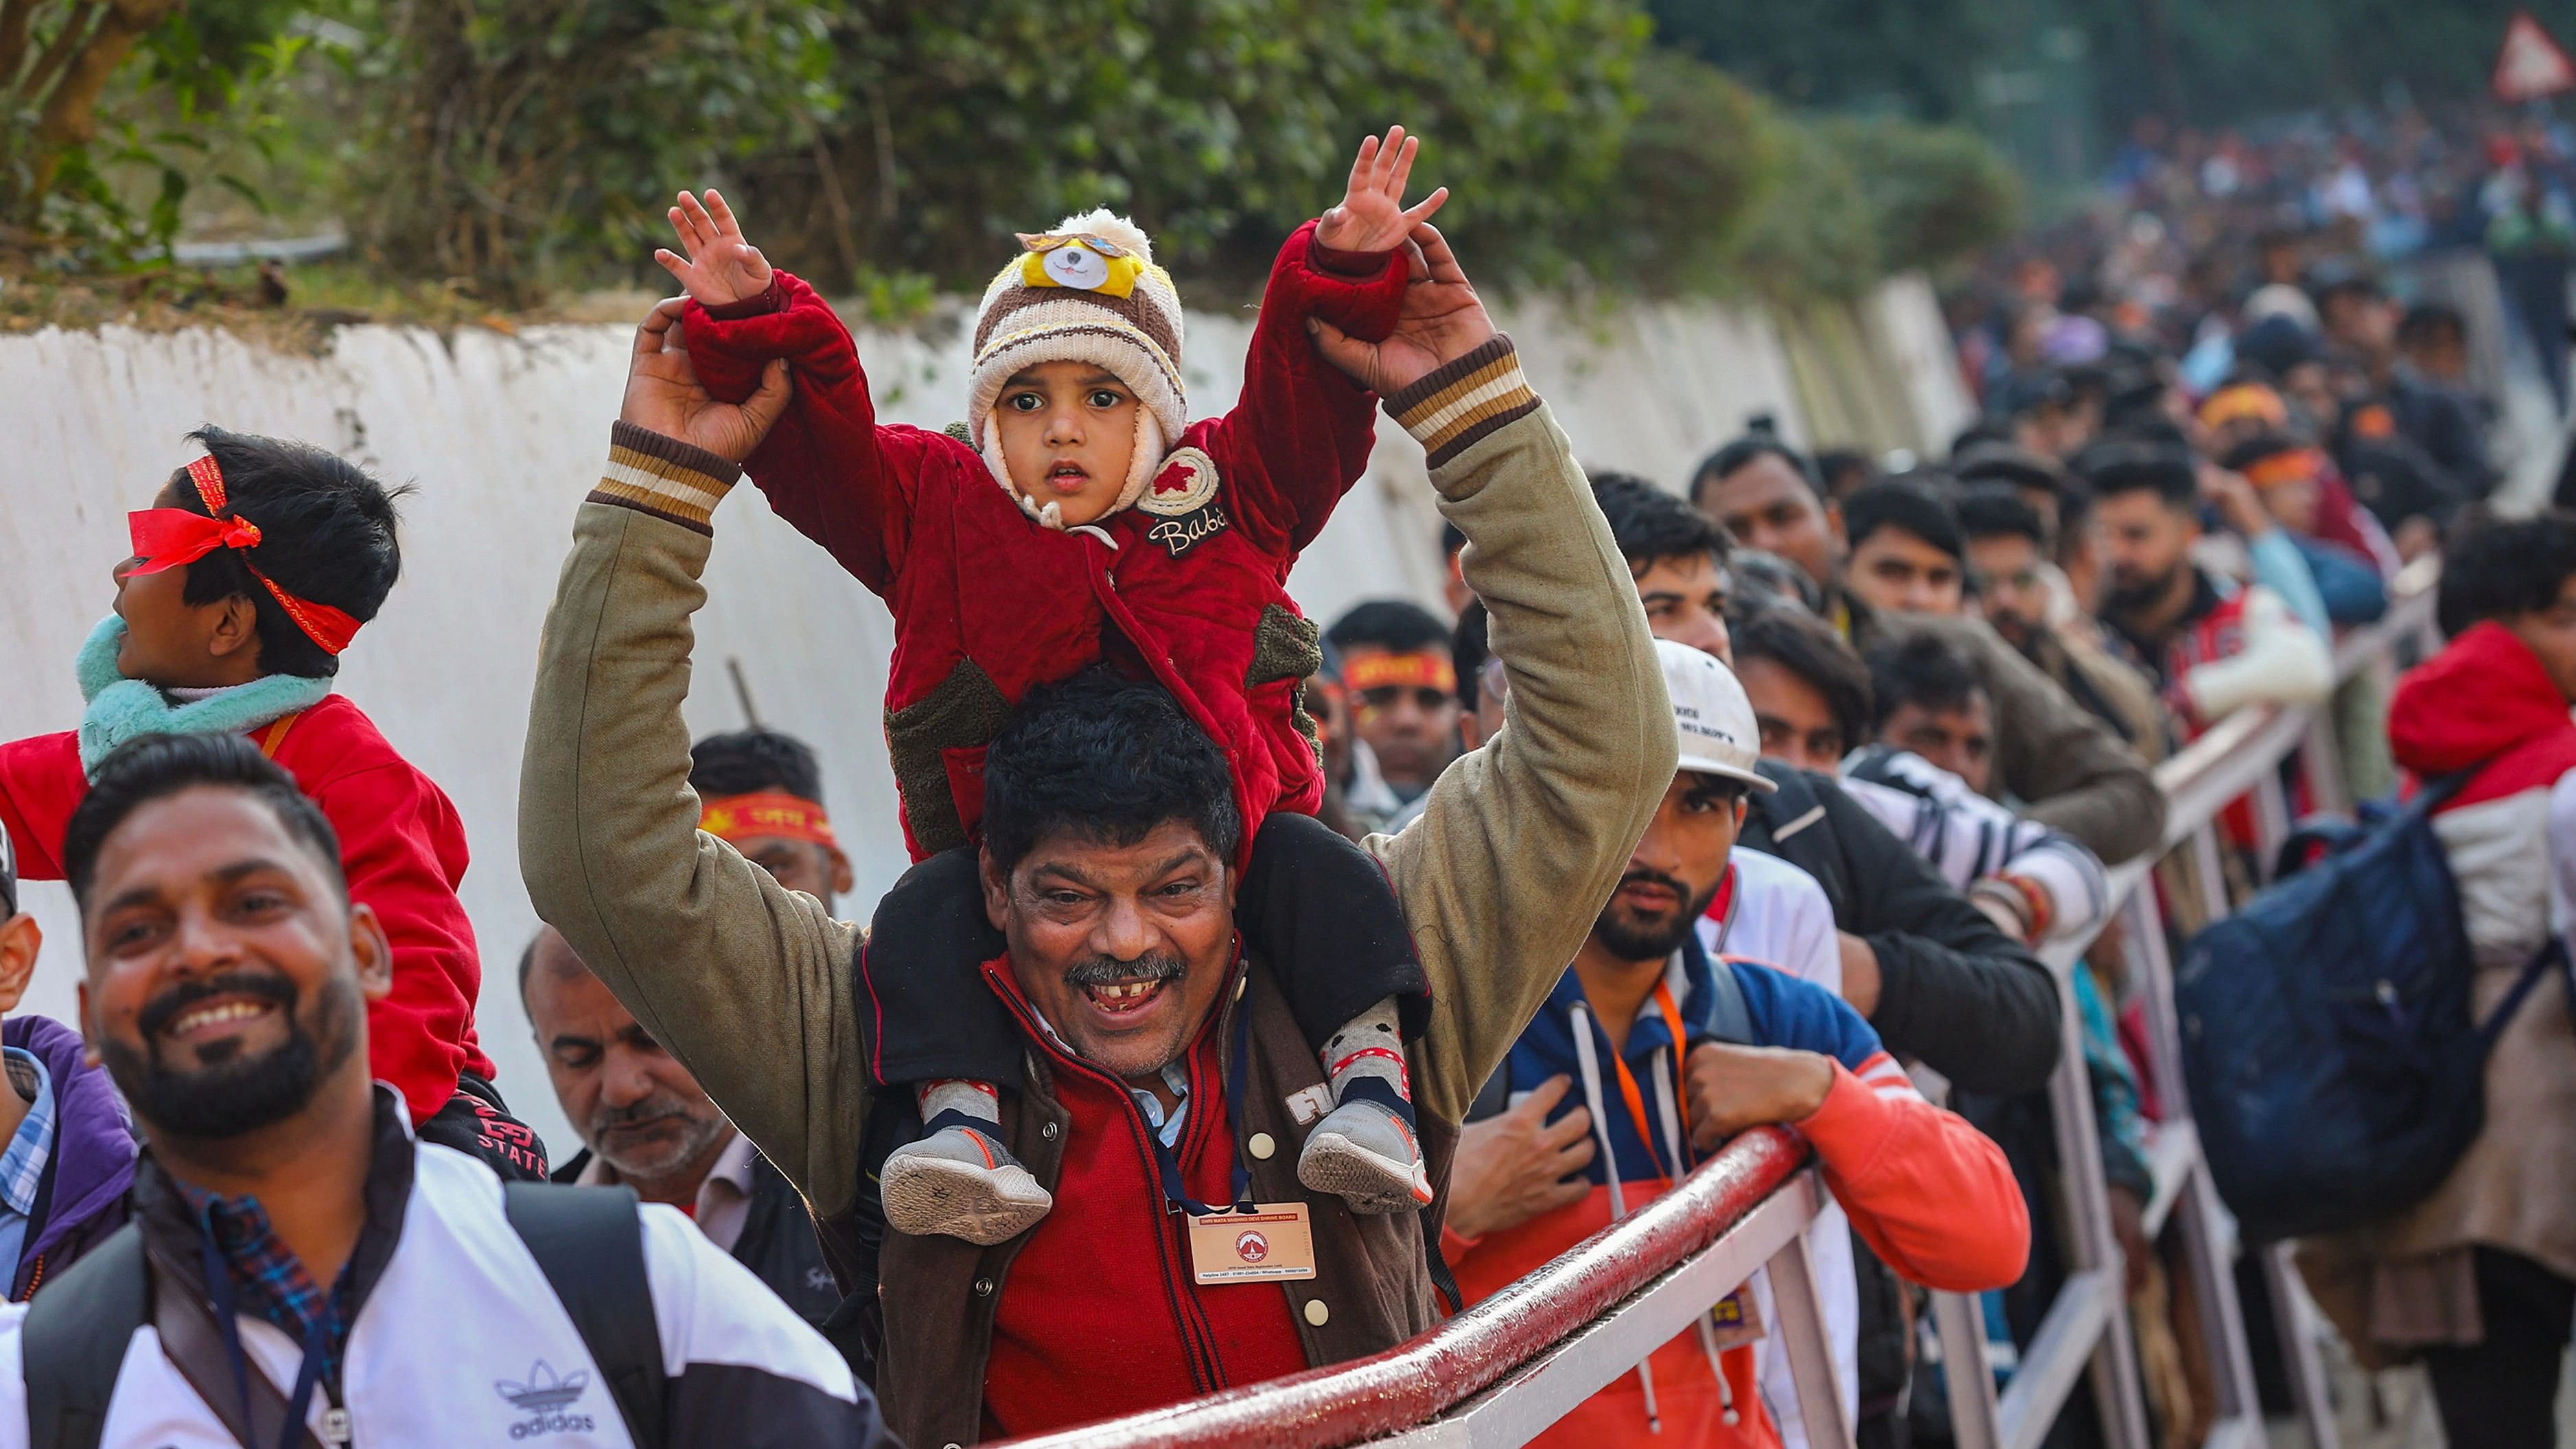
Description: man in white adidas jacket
xmin=0 ymin=732 xmax=889 ymax=1448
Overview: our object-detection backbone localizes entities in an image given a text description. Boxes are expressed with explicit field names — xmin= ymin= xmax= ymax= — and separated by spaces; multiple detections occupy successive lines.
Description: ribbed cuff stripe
xmin=1384 ymin=335 xmax=1538 ymax=470
xmin=591 ymin=421 xmax=740 ymax=534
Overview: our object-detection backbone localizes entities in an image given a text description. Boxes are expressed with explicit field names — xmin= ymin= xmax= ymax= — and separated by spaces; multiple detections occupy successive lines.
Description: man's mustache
xmin=1616 ymin=867 xmax=1692 ymax=904
xmin=590 ymin=1093 xmax=699 ymax=1135
xmin=137 ymin=971 xmax=297 ymax=1040
xmin=1065 ymin=951 xmax=1187 ymax=988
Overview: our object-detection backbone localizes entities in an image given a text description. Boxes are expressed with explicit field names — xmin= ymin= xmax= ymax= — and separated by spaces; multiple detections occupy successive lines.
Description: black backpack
xmin=23 ymin=1182 xmax=669 ymax=1449
xmin=2177 ymin=783 xmax=2575 ymax=1244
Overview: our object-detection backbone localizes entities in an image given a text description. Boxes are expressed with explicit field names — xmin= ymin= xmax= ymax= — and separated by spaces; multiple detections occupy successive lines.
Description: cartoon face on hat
xmin=1017 ymin=233 xmax=1146 ymax=298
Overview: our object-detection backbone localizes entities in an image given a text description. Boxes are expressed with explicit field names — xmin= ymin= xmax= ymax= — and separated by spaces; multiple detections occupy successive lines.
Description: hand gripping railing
xmin=993 ymin=1129 xmax=1847 ymax=1449
xmin=992 ymin=557 xmax=2440 ymax=1449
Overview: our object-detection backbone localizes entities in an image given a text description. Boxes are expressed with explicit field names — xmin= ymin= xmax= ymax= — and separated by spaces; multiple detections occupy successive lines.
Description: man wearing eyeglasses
xmin=1325 ymin=599 xmax=1464 ymax=834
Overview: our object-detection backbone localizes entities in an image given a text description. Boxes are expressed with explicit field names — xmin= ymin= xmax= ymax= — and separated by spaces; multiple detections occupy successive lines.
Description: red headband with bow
xmin=123 ymin=455 xmax=364 ymax=656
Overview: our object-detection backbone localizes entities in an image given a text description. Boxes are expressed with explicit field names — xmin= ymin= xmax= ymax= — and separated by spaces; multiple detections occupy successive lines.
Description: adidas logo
xmin=494 ymin=1361 xmax=595 ymax=1439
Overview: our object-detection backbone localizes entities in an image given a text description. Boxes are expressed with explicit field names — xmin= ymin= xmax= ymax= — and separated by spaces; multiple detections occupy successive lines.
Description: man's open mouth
xmin=165 ymin=996 xmax=279 ymax=1041
xmin=1082 ymin=977 xmax=1169 ymax=1016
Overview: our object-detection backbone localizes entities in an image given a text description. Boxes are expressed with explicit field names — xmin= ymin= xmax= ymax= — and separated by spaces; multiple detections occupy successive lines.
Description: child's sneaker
xmin=880 ymin=1115 xmax=1053 ymax=1245
xmin=1297 ymin=1098 xmax=1434 ymax=1214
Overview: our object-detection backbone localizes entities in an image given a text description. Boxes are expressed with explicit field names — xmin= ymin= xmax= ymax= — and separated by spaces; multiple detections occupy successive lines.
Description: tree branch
xmin=808 ymin=128 xmax=866 ymax=288
xmin=0 ymin=0 xmax=44 ymax=98
xmin=27 ymin=0 xmax=182 ymax=200
xmin=14 ymin=0 xmax=102 ymax=115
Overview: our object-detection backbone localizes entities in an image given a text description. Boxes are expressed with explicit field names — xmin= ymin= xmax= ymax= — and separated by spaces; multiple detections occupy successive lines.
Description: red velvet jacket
xmin=0 ymin=696 xmax=492 ymax=1120
xmin=682 ymin=222 xmax=1407 ymax=863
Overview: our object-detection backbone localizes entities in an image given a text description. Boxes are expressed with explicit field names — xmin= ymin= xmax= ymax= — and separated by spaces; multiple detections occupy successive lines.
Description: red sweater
xmin=682 ymin=223 xmax=1407 ymax=866
xmin=975 ymin=958 xmax=1308 ymax=1439
xmin=0 ymin=696 xmax=491 ymax=1119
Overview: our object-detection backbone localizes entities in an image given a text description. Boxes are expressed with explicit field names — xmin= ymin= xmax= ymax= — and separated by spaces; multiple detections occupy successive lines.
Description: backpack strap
xmin=2477 ymin=939 xmax=2575 ymax=1054
xmin=146 ymin=1244 xmax=325 ymax=1449
xmin=21 ymin=1222 xmax=148 ymax=1449
xmin=503 ymin=1182 xmax=669 ymax=1449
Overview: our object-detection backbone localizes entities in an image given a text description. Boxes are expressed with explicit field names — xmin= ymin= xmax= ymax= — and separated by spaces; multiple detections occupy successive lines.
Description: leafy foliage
xmin=726 ymin=0 xmax=1646 ymax=298
xmin=1591 ymin=49 xmax=1783 ymax=296
xmin=1817 ymin=114 xmax=2020 ymax=277
xmin=1 ymin=0 xmax=2023 ymax=310
xmin=341 ymin=0 xmax=838 ymax=301
xmin=1733 ymin=115 xmax=1882 ymax=302
xmin=1 ymin=0 xmax=308 ymax=262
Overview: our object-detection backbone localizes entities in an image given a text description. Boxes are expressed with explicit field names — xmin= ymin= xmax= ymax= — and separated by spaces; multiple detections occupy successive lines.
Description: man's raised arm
xmin=520 ymin=303 xmax=872 ymax=1218
xmin=1313 ymin=235 xmax=1673 ymax=1124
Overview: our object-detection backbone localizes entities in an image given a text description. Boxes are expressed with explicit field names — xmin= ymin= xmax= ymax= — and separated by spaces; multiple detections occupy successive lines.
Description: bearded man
xmin=525 ymin=925 xmax=840 ymax=1325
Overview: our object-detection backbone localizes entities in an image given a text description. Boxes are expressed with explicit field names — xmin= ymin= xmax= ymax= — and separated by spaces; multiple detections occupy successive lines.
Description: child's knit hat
xmin=967 ymin=209 xmax=1186 ymax=528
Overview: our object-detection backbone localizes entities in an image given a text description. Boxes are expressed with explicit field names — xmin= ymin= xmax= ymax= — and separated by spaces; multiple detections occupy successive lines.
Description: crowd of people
xmin=0 ymin=114 xmax=2563 ymax=1449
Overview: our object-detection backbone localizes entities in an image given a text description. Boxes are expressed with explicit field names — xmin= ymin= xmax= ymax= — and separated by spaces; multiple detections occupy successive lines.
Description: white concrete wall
xmin=0 ymin=277 xmax=1954 ymax=1159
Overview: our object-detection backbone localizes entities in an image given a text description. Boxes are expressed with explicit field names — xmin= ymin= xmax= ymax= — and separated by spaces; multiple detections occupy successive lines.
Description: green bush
xmin=1592 ymin=50 xmax=1784 ymax=296
xmin=5 ymin=0 xmax=2026 ymax=311
xmin=1730 ymin=114 xmax=1881 ymax=303
xmin=1816 ymin=113 xmax=2020 ymax=276
xmin=340 ymin=0 xmax=838 ymax=301
xmin=729 ymin=0 xmax=1646 ymax=299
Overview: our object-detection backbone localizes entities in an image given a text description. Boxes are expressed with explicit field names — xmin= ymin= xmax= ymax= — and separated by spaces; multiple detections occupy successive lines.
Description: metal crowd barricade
xmin=991 ymin=558 xmax=2441 ymax=1449
xmin=995 ymin=1129 xmax=1846 ymax=1449
xmin=1931 ymin=553 xmax=2441 ymax=1449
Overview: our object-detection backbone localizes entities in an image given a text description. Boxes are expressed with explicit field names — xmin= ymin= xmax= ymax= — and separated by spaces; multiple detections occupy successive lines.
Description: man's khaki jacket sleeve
xmin=1366 ymin=339 xmax=1678 ymax=1126
xmin=520 ymin=423 xmax=871 ymax=1218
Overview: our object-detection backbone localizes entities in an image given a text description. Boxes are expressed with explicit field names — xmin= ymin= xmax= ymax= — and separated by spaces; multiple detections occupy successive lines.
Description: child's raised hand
xmin=1316 ymin=126 xmax=1450 ymax=255
xmin=621 ymin=297 xmax=793 ymax=463
xmin=1308 ymin=222 xmax=1496 ymax=397
xmin=655 ymin=189 xmax=774 ymax=309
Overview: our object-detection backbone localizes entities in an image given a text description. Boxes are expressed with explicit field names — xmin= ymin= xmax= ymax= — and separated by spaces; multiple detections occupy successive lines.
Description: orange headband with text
xmin=2198 ymin=384 xmax=2288 ymax=431
xmin=1344 ymin=651 xmax=1457 ymax=696
xmin=2241 ymin=447 xmax=2324 ymax=490
xmin=699 ymin=791 xmax=838 ymax=848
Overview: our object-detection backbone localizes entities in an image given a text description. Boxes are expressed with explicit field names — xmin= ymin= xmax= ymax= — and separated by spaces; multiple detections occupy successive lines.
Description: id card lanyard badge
xmin=1606 ymin=983 xmax=1765 ymax=1352
xmin=1154 ymin=987 xmax=1319 ymax=1286
xmin=200 ymin=1229 xmax=349 ymax=1448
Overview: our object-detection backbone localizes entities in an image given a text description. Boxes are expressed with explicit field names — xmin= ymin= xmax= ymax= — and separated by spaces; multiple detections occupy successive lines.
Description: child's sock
xmin=920 ymin=1078 xmax=1004 ymax=1135
xmin=1321 ymin=998 xmax=1415 ymax=1128
xmin=1297 ymin=997 xmax=1433 ymax=1214
xmin=880 ymin=1078 xmax=1052 ymax=1246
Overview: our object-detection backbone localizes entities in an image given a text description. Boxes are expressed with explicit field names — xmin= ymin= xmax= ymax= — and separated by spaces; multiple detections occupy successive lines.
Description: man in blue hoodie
xmin=0 ymin=827 xmax=139 ymax=1299
xmin=1442 ymin=640 xmax=2029 ymax=1448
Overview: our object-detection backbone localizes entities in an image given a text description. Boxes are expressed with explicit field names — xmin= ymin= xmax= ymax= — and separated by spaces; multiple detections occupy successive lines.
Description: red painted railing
xmin=993 ymin=1127 xmax=1811 ymax=1448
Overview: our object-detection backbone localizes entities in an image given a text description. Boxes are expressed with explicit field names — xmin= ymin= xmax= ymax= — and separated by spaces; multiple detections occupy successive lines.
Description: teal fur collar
xmin=76 ymin=616 xmax=332 ymax=777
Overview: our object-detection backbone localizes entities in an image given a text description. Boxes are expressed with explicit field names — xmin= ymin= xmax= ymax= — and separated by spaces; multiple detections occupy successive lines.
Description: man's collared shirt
xmin=0 ymin=1048 xmax=55 ymax=1275
xmin=577 ymin=1128 xmax=759 ymax=1251
xmin=177 ymin=1181 xmax=354 ymax=1384
xmin=1127 ymin=1062 xmax=1194 ymax=1150
xmin=1022 ymin=999 xmax=1196 ymax=1148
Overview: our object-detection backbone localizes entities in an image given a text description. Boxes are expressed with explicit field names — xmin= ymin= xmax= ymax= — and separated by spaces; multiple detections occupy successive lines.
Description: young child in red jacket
xmin=0 ymin=428 xmax=546 ymax=1179
xmin=660 ymin=130 xmax=1452 ymax=1243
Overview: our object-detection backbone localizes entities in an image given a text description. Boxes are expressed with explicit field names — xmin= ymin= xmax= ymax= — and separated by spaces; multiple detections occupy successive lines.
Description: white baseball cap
xmin=1656 ymin=638 xmax=1776 ymax=793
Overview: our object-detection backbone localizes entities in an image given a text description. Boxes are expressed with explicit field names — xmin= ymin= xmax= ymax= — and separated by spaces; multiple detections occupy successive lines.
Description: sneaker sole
xmin=1298 ymin=1133 xmax=1436 ymax=1215
xmin=882 ymin=1157 xmax=1054 ymax=1246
